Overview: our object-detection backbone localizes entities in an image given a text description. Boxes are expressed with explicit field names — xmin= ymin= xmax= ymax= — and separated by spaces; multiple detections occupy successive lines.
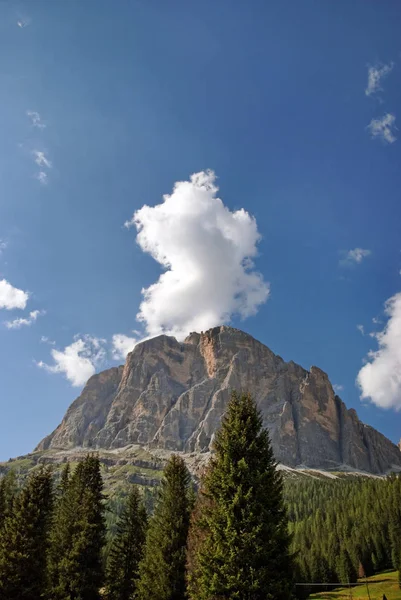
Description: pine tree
xmin=188 ymin=391 xmax=294 ymax=600
xmin=389 ymin=476 xmax=401 ymax=570
xmin=398 ymin=549 xmax=401 ymax=589
xmin=0 ymin=470 xmax=17 ymax=532
xmin=105 ymin=485 xmax=147 ymax=600
xmin=59 ymin=462 xmax=70 ymax=494
xmin=48 ymin=454 xmax=106 ymax=600
xmin=336 ymin=549 xmax=357 ymax=586
xmin=0 ymin=466 xmax=53 ymax=600
xmin=137 ymin=454 xmax=192 ymax=600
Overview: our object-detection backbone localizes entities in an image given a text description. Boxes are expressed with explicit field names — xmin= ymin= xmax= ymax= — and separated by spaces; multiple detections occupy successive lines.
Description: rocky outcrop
xmin=36 ymin=326 xmax=401 ymax=474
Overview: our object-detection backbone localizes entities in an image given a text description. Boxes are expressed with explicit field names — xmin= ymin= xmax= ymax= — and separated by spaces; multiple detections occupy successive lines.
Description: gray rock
xmin=36 ymin=326 xmax=401 ymax=474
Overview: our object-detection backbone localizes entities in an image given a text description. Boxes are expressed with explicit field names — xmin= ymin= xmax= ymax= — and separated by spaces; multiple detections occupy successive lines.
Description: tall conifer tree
xmin=105 ymin=485 xmax=148 ymax=600
xmin=137 ymin=454 xmax=192 ymax=600
xmin=48 ymin=454 xmax=105 ymax=600
xmin=0 ymin=466 xmax=53 ymax=600
xmin=188 ymin=391 xmax=294 ymax=600
xmin=0 ymin=470 xmax=17 ymax=532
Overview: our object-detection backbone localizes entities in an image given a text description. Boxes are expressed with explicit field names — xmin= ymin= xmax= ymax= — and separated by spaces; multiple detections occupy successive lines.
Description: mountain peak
xmin=36 ymin=327 xmax=401 ymax=474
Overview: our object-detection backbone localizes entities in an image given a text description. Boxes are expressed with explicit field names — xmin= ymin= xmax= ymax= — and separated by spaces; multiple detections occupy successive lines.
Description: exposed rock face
xmin=36 ymin=326 xmax=401 ymax=474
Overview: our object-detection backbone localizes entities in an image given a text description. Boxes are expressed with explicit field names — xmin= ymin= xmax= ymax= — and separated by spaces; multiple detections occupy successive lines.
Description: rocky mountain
xmin=37 ymin=326 xmax=401 ymax=474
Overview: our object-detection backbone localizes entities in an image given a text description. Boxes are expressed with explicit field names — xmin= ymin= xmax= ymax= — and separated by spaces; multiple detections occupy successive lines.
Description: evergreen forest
xmin=0 ymin=392 xmax=400 ymax=600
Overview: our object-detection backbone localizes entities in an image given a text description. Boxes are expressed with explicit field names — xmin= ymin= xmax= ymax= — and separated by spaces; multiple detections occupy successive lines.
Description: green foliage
xmin=188 ymin=391 xmax=294 ymax=600
xmin=47 ymin=454 xmax=106 ymax=600
xmin=105 ymin=485 xmax=148 ymax=600
xmin=0 ymin=466 xmax=53 ymax=599
xmin=0 ymin=469 xmax=17 ymax=532
xmin=137 ymin=454 xmax=192 ymax=600
xmin=336 ymin=550 xmax=357 ymax=585
xmin=399 ymin=552 xmax=401 ymax=590
xmin=388 ymin=475 xmax=401 ymax=570
xmin=285 ymin=473 xmax=401 ymax=592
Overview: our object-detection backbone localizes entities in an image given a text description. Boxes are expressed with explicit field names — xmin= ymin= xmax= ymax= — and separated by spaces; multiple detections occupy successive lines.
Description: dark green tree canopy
xmin=188 ymin=391 xmax=294 ymax=600
xmin=106 ymin=485 xmax=148 ymax=600
xmin=0 ymin=466 xmax=53 ymax=600
xmin=137 ymin=454 xmax=192 ymax=600
xmin=47 ymin=453 xmax=106 ymax=600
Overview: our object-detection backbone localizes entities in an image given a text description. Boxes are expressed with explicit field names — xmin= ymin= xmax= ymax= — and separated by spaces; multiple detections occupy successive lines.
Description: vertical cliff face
xmin=36 ymin=326 xmax=401 ymax=474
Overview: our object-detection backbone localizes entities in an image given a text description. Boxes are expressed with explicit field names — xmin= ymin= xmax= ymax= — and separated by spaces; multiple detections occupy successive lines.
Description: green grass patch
xmin=310 ymin=570 xmax=400 ymax=599
xmin=0 ymin=457 xmax=35 ymax=472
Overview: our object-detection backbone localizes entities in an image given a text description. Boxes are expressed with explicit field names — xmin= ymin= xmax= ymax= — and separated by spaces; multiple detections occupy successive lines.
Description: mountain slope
xmin=37 ymin=326 xmax=401 ymax=474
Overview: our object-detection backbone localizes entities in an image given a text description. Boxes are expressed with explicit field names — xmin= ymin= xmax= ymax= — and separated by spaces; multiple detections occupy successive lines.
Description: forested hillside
xmin=286 ymin=476 xmax=401 ymax=595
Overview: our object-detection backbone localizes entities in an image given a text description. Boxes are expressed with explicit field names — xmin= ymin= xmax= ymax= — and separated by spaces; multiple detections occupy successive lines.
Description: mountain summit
xmin=37 ymin=326 xmax=401 ymax=474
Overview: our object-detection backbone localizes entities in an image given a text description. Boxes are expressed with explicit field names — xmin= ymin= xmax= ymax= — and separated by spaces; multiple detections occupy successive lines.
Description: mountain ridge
xmin=36 ymin=326 xmax=401 ymax=474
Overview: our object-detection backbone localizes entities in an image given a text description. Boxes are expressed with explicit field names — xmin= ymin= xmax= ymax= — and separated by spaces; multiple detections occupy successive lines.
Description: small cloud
xmin=0 ymin=279 xmax=29 ymax=310
xmin=356 ymin=324 xmax=365 ymax=335
xmin=340 ymin=248 xmax=372 ymax=267
xmin=111 ymin=333 xmax=138 ymax=360
xmin=35 ymin=171 xmax=48 ymax=185
xmin=368 ymin=113 xmax=397 ymax=144
xmin=37 ymin=335 xmax=106 ymax=387
xmin=5 ymin=309 xmax=45 ymax=329
xmin=33 ymin=150 xmax=52 ymax=169
xmin=372 ymin=316 xmax=382 ymax=325
xmin=17 ymin=18 xmax=30 ymax=28
xmin=0 ymin=240 xmax=7 ymax=255
xmin=333 ymin=384 xmax=344 ymax=394
xmin=41 ymin=335 xmax=55 ymax=345
xmin=365 ymin=62 xmax=394 ymax=97
xmin=26 ymin=110 xmax=46 ymax=129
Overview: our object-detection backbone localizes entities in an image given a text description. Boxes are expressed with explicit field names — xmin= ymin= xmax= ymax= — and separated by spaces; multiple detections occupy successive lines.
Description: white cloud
xmin=357 ymin=292 xmax=401 ymax=410
xmin=356 ymin=324 xmax=365 ymax=335
xmin=365 ymin=62 xmax=394 ymax=97
xmin=37 ymin=335 xmax=106 ymax=387
xmin=0 ymin=279 xmax=29 ymax=310
xmin=341 ymin=248 xmax=371 ymax=266
xmin=333 ymin=384 xmax=344 ymax=394
xmin=35 ymin=171 xmax=48 ymax=185
xmin=0 ymin=240 xmax=7 ymax=255
xmin=41 ymin=336 xmax=55 ymax=345
xmin=26 ymin=110 xmax=46 ymax=129
xmin=5 ymin=309 xmax=45 ymax=329
xmin=17 ymin=18 xmax=30 ymax=28
xmin=124 ymin=170 xmax=269 ymax=340
xmin=33 ymin=150 xmax=52 ymax=169
xmin=112 ymin=334 xmax=138 ymax=360
xmin=368 ymin=113 xmax=397 ymax=144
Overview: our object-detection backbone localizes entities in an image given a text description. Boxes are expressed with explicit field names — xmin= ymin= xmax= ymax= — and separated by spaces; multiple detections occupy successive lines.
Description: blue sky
xmin=0 ymin=0 xmax=400 ymax=461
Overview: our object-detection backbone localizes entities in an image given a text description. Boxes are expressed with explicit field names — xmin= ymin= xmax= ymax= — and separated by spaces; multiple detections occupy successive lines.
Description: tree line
xmin=0 ymin=391 xmax=400 ymax=599
xmin=286 ymin=472 xmax=401 ymax=595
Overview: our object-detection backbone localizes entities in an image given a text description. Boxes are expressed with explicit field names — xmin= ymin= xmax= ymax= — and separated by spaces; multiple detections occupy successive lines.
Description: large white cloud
xmin=37 ymin=335 xmax=106 ymax=387
xmin=357 ymin=292 xmax=401 ymax=410
xmin=124 ymin=170 xmax=269 ymax=340
xmin=0 ymin=279 xmax=29 ymax=310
